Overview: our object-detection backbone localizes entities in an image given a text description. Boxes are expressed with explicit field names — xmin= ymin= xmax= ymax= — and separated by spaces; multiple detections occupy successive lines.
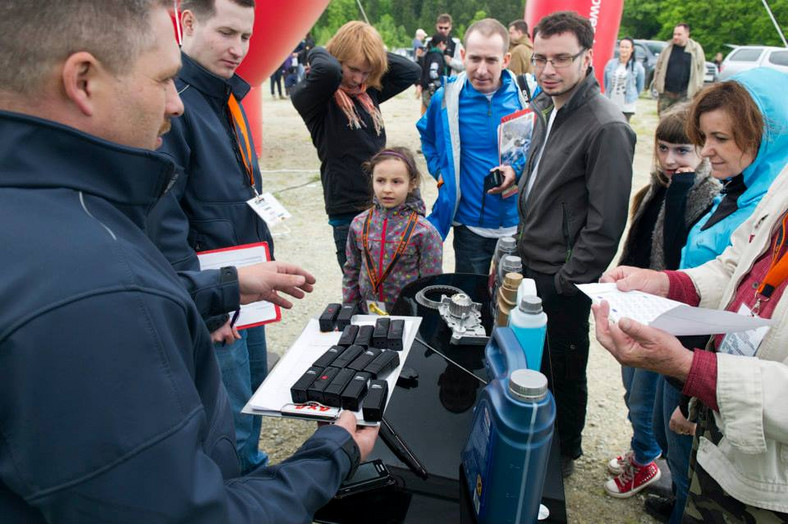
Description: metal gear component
xmin=438 ymin=293 xmax=487 ymax=345
xmin=414 ymin=285 xmax=465 ymax=310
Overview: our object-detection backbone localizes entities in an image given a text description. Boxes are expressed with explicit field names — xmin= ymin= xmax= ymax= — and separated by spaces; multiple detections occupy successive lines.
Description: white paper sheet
xmin=578 ymin=283 xmax=772 ymax=336
xmin=197 ymin=242 xmax=280 ymax=328
xmin=242 ymin=315 xmax=422 ymax=426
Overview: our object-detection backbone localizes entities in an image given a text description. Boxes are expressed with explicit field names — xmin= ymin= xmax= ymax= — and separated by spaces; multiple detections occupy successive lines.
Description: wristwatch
xmin=339 ymin=436 xmax=361 ymax=479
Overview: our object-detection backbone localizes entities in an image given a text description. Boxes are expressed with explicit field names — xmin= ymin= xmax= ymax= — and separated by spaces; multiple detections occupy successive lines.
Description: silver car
xmin=718 ymin=45 xmax=788 ymax=81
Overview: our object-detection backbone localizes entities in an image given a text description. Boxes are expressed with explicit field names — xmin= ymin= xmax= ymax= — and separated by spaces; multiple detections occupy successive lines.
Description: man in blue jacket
xmin=146 ymin=0 xmax=274 ymax=473
xmin=0 ymin=1 xmax=377 ymax=521
xmin=418 ymin=18 xmax=527 ymax=274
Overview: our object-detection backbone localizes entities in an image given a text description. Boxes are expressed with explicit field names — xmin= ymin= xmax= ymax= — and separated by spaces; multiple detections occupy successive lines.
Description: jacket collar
xmin=0 ymin=111 xmax=177 ymax=228
xmin=179 ymin=52 xmax=251 ymax=101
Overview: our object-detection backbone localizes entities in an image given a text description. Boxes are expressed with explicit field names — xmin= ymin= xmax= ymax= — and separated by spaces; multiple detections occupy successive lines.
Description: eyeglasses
xmin=531 ymin=49 xmax=586 ymax=69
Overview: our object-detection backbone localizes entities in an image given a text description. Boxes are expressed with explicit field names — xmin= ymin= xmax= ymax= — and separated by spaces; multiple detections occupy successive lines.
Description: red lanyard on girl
xmin=753 ymin=211 xmax=788 ymax=315
xmin=362 ymin=209 xmax=418 ymax=295
xmin=227 ymin=94 xmax=260 ymax=198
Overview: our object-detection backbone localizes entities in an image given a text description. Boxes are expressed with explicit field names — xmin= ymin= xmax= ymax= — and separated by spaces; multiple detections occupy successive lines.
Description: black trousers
xmin=525 ymin=268 xmax=591 ymax=459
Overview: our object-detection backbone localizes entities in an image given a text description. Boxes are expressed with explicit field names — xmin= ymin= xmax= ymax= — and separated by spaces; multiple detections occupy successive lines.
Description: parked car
xmin=614 ymin=39 xmax=716 ymax=98
xmin=718 ymin=45 xmax=788 ymax=80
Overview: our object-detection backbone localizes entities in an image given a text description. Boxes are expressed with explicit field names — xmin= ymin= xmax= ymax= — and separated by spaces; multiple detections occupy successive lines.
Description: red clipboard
xmin=197 ymin=242 xmax=281 ymax=329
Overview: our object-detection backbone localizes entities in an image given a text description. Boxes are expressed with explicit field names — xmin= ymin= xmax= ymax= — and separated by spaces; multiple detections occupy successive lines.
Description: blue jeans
xmin=452 ymin=225 xmax=499 ymax=274
xmin=214 ymin=325 xmax=268 ymax=473
xmin=653 ymin=375 xmax=693 ymax=523
xmin=621 ymin=366 xmax=662 ymax=465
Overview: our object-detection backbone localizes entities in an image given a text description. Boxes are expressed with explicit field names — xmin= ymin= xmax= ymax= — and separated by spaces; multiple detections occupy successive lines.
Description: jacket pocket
xmin=189 ymin=219 xmax=237 ymax=251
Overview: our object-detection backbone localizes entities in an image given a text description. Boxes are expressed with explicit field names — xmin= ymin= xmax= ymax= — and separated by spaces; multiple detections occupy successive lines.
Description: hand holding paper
xmin=599 ymin=265 xmax=670 ymax=297
xmin=592 ymin=300 xmax=694 ymax=381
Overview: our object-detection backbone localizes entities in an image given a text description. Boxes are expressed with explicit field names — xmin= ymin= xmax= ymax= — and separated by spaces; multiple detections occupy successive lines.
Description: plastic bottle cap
xmin=499 ymin=237 xmax=516 ymax=252
xmin=509 ymin=369 xmax=548 ymax=401
xmin=501 ymin=255 xmax=522 ymax=271
xmin=519 ymin=296 xmax=543 ymax=314
xmin=502 ymin=273 xmax=523 ymax=289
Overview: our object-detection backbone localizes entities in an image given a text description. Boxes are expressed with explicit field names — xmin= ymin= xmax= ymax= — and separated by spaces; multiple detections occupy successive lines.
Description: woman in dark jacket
xmin=291 ymin=21 xmax=421 ymax=269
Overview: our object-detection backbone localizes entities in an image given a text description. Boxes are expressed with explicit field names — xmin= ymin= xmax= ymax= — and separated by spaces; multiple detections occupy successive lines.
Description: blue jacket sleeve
xmin=0 ymin=291 xmax=351 ymax=523
xmin=417 ymin=91 xmax=443 ymax=181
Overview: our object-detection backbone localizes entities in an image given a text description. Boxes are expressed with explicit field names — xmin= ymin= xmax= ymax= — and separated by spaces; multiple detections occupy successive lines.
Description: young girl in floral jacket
xmin=343 ymin=147 xmax=443 ymax=313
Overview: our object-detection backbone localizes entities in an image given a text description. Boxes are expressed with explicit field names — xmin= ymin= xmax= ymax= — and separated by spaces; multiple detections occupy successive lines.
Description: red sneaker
xmin=604 ymin=458 xmax=661 ymax=498
xmin=607 ymin=450 xmax=633 ymax=475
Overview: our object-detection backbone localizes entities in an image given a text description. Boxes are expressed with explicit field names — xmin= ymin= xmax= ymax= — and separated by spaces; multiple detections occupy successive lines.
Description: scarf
xmin=333 ymin=84 xmax=384 ymax=135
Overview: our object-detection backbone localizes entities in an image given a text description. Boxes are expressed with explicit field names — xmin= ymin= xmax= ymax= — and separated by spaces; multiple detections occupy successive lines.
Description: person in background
xmin=713 ymin=51 xmax=723 ymax=71
xmin=413 ymin=27 xmax=427 ymax=56
xmin=641 ymin=68 xmax=788 ymax=523
xmin=291 ymin=21 xmax=421 ymax=269
xmin=270 ymin=59 xmax=285 ymax=99
xmin=424 ymin=13 xmax=464 ymax=76
xmin=653 ymin=23 xmax=705 ymax=114
xmin=418 ymin=32 xmax=449 ymax=115
xmin=604 ymin=37 xmax=645 ymax=122
xmin=607 ymin=104 xmax=719 ymax=501
xmin=507 ymin=19 xmax=534 ymax=75
xmin=343 ymin=147 xmax=443 ymax=314
xmin=296 ymin=32 xmax=315 ymax=82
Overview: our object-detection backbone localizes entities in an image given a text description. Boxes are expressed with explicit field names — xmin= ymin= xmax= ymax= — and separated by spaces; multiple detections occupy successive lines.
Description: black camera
xmin=483 ymin=169 xmax=503 ymax=192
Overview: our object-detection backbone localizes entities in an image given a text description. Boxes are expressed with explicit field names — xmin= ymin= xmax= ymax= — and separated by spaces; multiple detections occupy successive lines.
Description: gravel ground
xmin=255 ymin=86 xmax=662 ymax=523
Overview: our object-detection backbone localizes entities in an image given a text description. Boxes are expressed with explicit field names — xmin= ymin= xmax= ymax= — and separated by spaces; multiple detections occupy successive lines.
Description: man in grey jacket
xmin=517 ymin=11 xmax=635 ymax=477
xmin=653 ymin=23 xmax=706 ymax=114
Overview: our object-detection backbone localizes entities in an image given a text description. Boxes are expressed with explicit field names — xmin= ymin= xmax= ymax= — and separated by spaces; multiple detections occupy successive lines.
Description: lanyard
xmin=362 ymin=209 xmax=418 ymax=294
xmin=227 ymin=94 xmax=259 ymax=197
xmin=753 ymin=212 xmax=788 ymax=314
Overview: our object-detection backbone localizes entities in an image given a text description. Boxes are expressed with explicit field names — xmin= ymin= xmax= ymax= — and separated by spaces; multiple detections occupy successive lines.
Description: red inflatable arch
xmin=525 ymin=0 xmax=624 ymax=91
xmin=171 ymin=1 xmax=330 ymax=154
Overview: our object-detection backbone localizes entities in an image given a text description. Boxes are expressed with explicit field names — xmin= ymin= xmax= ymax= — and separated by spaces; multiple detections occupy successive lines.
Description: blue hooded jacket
xmin=681 ymin=68 xmax=788 ymax=269
xmin=417 ymin=70 xmax=527 ymax=239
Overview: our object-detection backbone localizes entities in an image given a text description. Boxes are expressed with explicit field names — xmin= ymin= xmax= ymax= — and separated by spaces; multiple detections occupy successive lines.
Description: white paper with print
xmin=578 ymin=283 xmax=772 ymax=336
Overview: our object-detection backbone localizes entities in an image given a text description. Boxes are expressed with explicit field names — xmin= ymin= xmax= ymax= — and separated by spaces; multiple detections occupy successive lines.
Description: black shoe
xmin=644 ymin=494 xmax=674 ymax=523
xmin=560 ymin=456 xmax=575 ymax=478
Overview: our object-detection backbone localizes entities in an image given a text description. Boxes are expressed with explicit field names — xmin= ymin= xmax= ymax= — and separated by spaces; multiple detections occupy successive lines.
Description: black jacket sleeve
xmin=377 ymin=52 xmax=421 ymax=103
xmin=662 ymin=171 xmax=696 ymax=270
xmin=291 ymin=47 xmax=343 ymax=126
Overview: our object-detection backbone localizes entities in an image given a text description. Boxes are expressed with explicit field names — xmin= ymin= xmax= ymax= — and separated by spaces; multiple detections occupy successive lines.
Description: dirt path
xmin=257 ymin=85 xmax=661 ymax=523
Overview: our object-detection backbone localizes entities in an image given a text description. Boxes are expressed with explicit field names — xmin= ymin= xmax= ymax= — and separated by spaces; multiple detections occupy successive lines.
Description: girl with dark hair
xmin=604 ymin=37 xmax=645 ymax=122
xmin=605 ymin=104 xmax=719 ymax=500
xmin=342 ymin=147 xmax=443 ymax=314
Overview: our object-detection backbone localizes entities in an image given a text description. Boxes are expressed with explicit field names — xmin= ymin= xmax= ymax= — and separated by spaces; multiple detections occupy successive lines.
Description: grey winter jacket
xmin=516 ymin=69 xmax=636 ymax=294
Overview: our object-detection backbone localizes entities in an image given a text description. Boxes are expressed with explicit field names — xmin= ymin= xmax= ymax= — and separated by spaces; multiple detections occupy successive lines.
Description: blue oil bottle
xmin=462 ymin=327 xmax=556 ymax=524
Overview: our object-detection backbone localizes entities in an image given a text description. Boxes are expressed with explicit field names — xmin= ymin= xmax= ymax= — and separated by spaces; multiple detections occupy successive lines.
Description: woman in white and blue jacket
xmin=604 ymin=37 xmax=645 ymax=122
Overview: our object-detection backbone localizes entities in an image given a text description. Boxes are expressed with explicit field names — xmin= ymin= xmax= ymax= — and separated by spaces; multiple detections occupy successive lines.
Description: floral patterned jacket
xmin=343 ymin=191 xmax=443 ymax=312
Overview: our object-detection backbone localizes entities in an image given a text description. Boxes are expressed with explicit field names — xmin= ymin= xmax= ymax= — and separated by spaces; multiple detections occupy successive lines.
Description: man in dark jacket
xmin=146 ymin=0 xmax=275 ymax=473
xmin=0 ymin=1 xmax=377 ymax=521
xmin=517 ymin=11 xmax=635 ymax=477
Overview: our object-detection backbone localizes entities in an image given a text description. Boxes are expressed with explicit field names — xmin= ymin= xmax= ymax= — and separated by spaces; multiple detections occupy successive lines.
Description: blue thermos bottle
xmin=461 ymin=327 xmax=556 ymax=524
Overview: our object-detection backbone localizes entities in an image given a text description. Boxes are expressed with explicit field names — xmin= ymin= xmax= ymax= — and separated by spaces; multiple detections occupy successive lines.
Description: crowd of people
xmin=1 ymin=0 xmax=786 ymax=523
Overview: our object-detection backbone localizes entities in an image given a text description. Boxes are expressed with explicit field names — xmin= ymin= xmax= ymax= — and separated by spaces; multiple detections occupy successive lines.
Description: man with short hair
xmin=146 ymin=0 xmax=274 ymax=473
xmin=0 ymin=0 xmax=377 ymax=520
xmin=507 ymin=19 xmax=534 ymax=75
xmin=426 ymin=13 xmax=465 ymax=76
xmin=517 ymin=11 xmax=635 ymax=477
xmin=418 ymin=32 xmax=449 ymax=114
xmin=418 ymin=18 xmax=527 ymax=274
xmin=653 ymin=23 xmax=706 ymax=114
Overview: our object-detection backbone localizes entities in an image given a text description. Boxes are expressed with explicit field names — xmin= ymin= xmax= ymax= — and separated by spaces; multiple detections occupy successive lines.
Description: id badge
xmin=717 ymin=303 xmax=770 ymax=357
xmin=366 ymin=301 xmax=388 ymax=315
xmin=246 ymin=192 xmax=291 ymax=226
